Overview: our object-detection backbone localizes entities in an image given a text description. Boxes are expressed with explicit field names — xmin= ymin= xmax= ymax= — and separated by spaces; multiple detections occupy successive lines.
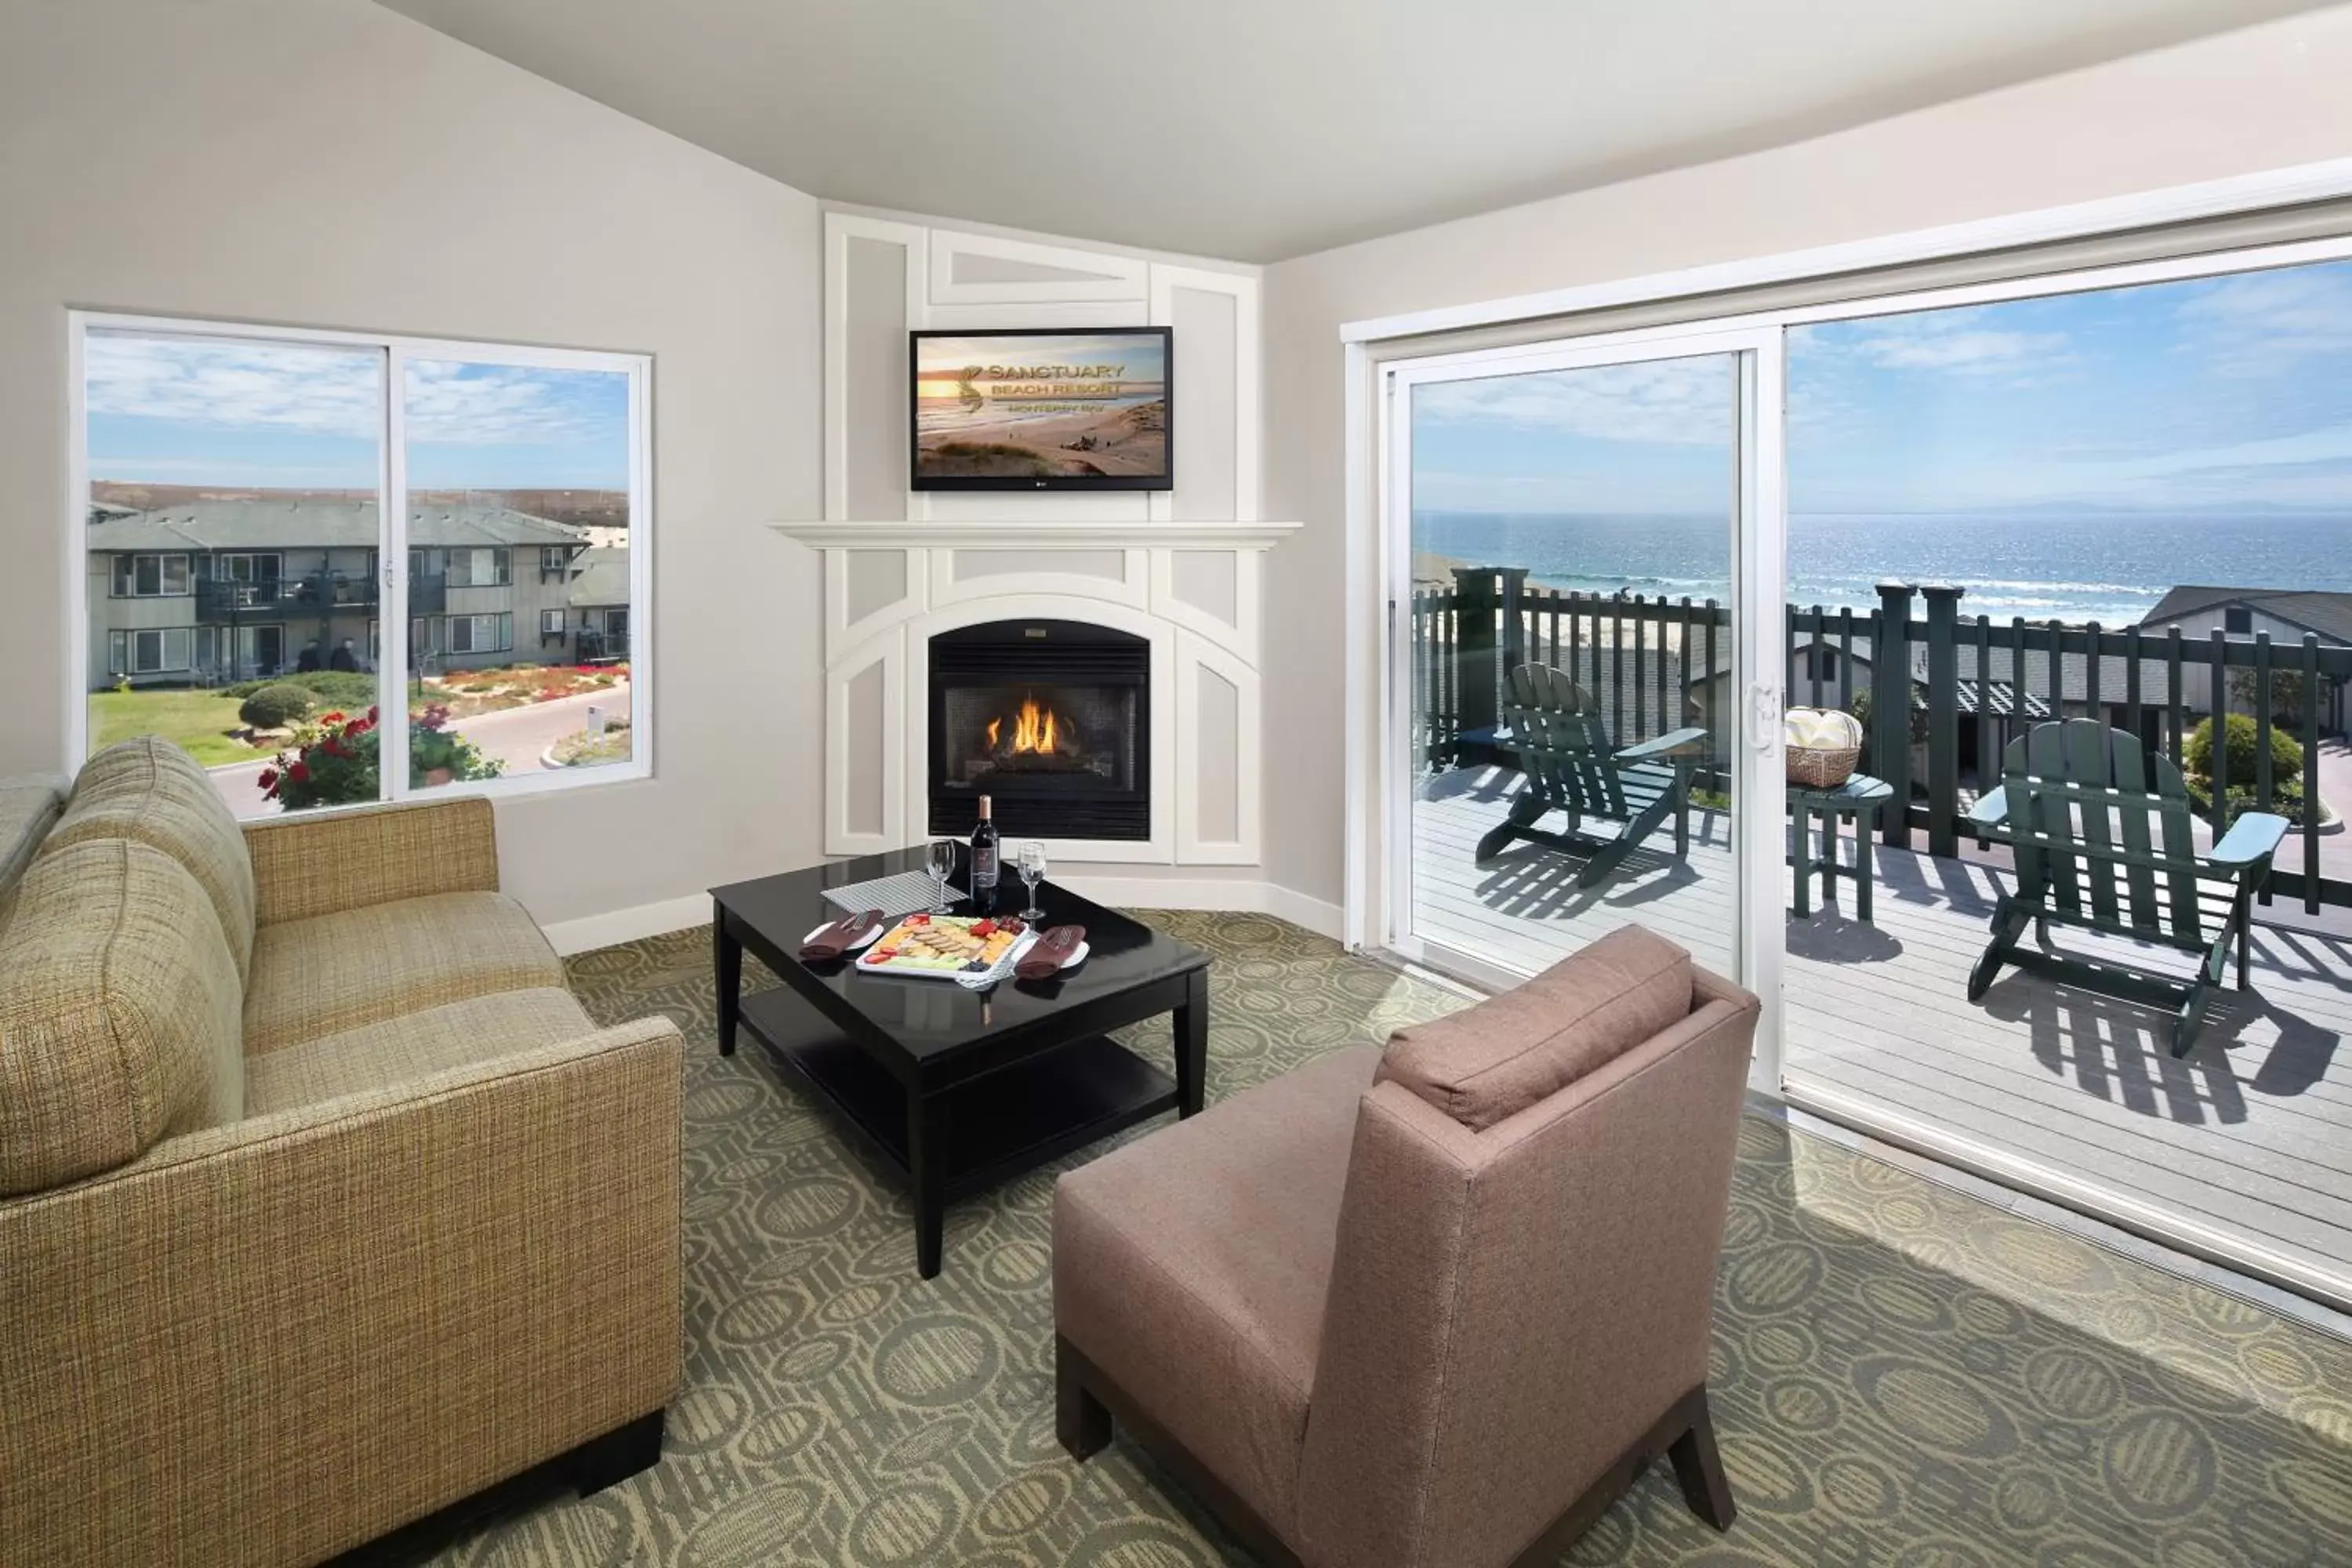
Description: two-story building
xmin=85 ymin=499 xmax=608 ymax=687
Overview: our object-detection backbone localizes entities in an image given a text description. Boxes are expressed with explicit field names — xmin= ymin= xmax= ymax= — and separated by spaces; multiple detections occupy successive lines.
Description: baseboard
xmin=541 ymin=893 xmax=710 ymax=956
xmin=541 ymin=880 xmax=1344 ymax=956
xmin=1056 ymin=876 xmax=1345 ymax=940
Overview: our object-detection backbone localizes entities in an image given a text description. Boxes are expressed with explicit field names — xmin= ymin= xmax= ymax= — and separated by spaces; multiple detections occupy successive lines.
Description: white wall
xmin=1260 ymin=5 xmax=2352 ymax=912
xmin=0 ymin=0 xmax=824 ymax=931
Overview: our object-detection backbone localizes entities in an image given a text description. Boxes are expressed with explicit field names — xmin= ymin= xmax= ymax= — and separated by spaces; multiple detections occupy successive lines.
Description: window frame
xmin=69 ymin=314 xmax=654 ymax=808
xmin=111 ymin=551 xmax=192 ymax=599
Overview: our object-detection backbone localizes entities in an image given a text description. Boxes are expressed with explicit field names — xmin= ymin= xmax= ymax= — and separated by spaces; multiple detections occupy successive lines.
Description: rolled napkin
xmin=801 ymin=909 xmax=884 ymax=963
xmin=1014 ymin=924 xmax=1086 ymax=981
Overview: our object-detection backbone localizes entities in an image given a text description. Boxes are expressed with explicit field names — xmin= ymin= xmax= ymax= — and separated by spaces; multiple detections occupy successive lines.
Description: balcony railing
xmin=192 ymin=571 xmax=445 ymax=621
xmin=1413 ymin=566 xmax=2352 ymax=911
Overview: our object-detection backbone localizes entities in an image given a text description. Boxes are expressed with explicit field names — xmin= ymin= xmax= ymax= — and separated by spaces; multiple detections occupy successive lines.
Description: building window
xmin=445 ymin=612 xmax=511 ymax=655
xmin=2226 ymin=607 xmax=2254 ymax=634
xmin=107 ymin=626 xmax=193 ymax=675
xmin=78 ymin=316 xmax=651 ymax=816
xmin=111 ymin=553 xmax=191 ymax=597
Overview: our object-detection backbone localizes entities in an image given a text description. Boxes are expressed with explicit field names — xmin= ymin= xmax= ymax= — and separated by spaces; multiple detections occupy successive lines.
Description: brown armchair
xmin=1053 ymin=926 xmax=1758 ymax=1568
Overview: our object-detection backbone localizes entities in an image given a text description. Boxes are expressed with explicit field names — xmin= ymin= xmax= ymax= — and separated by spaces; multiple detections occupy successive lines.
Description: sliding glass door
xmin=1384 ymin=328 xmax=1784 ymax=1060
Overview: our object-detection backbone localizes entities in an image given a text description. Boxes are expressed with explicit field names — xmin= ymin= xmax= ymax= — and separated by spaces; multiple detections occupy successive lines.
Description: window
xmin=445 ymin=613 xmax=511 ymax=655
xmin=107 ymin=627 xmax=192 ymax=675
xmin=77 ymin=317 xmax=650 ymax=817
xmin=2226 ymin=606 xmax=2255 ymax=633
xmin=111 ymin=553 xmax=191 ymax=597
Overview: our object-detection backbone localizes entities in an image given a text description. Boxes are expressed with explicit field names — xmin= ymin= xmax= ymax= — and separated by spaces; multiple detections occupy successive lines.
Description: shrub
xmin=2185 ymin=713 xmax=2303 ymax=789
xmin=222 ymin=670 xmax=378 ymax=708
xmin=238 ymin=683 xmax=314 ymax=730
xmin=260 ymin=703 xmax=502 ymax=811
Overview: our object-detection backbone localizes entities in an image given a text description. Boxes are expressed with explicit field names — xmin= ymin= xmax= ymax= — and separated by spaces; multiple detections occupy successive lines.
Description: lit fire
xmin=987 ymin=695 xmax=1061 ymax=755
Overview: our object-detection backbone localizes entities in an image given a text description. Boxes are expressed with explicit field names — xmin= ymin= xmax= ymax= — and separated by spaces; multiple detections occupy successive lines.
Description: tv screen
xmin=910 ymin=328 xmax=1172 ymax=491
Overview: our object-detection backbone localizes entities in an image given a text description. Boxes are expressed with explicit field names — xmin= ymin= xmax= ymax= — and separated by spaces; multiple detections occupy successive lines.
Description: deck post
xmin=1496 ymin=566 xmax=1530 ymax=683
xmin=1921 ymin=585 xmax=1965 ymax=858
xmin=1452 ymin=566 xmax=1501 ymax=757
xmin=1873 ymin=582 xmax=1917 ymax=849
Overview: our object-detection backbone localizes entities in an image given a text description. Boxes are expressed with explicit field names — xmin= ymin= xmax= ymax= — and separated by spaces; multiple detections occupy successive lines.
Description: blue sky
xmin=84 ymin=332 xmax=630 ymax=489
xmin=1411 ymin=256 xmax=2352 ymax=516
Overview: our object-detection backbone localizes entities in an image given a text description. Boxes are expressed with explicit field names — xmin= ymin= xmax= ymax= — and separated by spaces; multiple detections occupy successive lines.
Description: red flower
xmin=287 ymin=760 xmax=310 ymax=783
xmin=321 ymin=738 xmax=346 ymax=760
xmin=319 ymin=711 xmax=346 ymax=726
xmin=367 ymin=705 xmax=379 ymax=722
xmin=343 ymin=719 xmax=365 ymax=739
xmin=257 ymin=768 xmax=278 ymax=791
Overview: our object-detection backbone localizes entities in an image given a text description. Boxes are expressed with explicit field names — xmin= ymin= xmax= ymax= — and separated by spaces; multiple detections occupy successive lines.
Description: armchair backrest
xmin=1294 ymin=967 xmax=1758 ymax=1568
xmin=1503 ymin=662 xmax=1627 ymax=820
xmin=2002 ymin=718 xmax=2204 ymax=943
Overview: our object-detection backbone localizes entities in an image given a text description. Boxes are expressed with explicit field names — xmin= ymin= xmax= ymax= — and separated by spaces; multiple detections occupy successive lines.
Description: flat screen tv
xmin=909 ymin=327 xmax=1172 ymax=491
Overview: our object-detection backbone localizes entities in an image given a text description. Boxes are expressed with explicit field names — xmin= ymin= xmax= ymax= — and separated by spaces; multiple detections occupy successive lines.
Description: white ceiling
xmin=376 ymin=0 xmax=2335 ymax=262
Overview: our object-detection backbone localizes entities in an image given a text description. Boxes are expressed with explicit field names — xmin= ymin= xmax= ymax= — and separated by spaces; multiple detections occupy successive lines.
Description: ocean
xmin=1413 ymin=511 xmax=2352 ymax=626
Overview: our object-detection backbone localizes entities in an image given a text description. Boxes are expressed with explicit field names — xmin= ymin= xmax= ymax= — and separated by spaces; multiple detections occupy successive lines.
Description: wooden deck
xmin=1413 ymin=764 xmax=2352 ymax=1298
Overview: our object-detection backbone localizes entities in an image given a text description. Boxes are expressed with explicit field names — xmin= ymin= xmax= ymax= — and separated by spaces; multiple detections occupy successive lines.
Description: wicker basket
xmin=1785 ymin=706 xmax=1863 ymax=789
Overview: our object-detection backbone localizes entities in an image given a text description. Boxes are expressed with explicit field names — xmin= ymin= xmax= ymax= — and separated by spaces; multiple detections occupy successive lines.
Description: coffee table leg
xmin=910 ymin=1091 xmax=949 ymax=1279
xmin=1174 ymin=969 xmax=1208 ymax=1119
xmin=714 ymin=909 xmax=742 ymax=1058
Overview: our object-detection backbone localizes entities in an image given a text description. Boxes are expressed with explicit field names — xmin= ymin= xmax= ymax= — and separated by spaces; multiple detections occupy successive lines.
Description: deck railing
xmin=1413 ymin=567 xmax=2352 ymax=912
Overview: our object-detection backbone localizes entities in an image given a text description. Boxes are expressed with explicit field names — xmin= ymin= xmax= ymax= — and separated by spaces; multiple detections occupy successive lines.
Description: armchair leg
xmin=572 ymin=1410 xmax=666 ymax=1496
xmin=1056 ymin=1335 xmax=1111 ymax=1460
xmin=1667 ymin=1393 xmax=1737 ymax=1532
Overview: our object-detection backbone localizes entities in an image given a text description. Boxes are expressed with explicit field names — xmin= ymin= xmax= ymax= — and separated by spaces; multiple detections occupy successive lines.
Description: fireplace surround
xmin=928 ymin=619 xmax=1151 ymax=840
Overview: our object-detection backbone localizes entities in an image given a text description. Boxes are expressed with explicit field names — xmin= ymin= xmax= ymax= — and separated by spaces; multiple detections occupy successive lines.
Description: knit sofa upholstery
xmin=0 ymin=738 xmax=683 ymax=1567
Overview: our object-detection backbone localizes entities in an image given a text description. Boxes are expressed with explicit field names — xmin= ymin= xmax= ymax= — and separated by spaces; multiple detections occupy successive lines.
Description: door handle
xmin=1748 ymin=682 xmax=1780 ymax=753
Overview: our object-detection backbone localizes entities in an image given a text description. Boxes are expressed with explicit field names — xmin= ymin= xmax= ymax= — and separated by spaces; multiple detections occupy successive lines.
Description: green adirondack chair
xmin=1473 ymin=663 xmax=1711 ymax=888
xmin=1963 ymin=718 xmax=2288 ymax=1056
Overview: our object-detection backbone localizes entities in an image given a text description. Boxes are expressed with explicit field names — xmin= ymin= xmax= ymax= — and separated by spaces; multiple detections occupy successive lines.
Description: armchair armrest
xmin=1614 ymin=727 xmax=1710 ymax=764
xmin=244 ymin=794 xmax=499 ymax=925
xmin=0 ymin=1015 xmax=683 ymax=1567
xmin=2209 ymin=811 xmax=2290 ymax=871
xmin=1966 ymin=786 xmax=2009 ymax=833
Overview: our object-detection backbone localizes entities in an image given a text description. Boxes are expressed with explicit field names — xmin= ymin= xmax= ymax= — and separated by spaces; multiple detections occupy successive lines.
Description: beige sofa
xmin=1054 ymin=925 xmax=1758 ymax=1568
xmin=0 ymin=737 xmax=684 ymax=1568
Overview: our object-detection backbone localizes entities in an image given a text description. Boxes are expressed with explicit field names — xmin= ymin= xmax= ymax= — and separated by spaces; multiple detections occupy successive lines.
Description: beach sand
xmin=918 ymin=400 xmax=1166 ymax=480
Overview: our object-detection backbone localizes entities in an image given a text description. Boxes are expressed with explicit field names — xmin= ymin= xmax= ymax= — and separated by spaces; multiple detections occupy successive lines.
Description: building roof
xmin=2137 ymin=586 xmax=2352 ymax=646
xmin=85 ymin=499 xmax=586 ymax=553
xmin=565 ymin=547 xmax=630 ymax=608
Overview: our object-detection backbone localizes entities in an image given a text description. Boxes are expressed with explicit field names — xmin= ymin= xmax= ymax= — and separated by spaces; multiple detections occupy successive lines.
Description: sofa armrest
xmin=244 ymin=794 xmax=499 ymax=925
xmin=0 ymin=1014 xmax=684 ymax=1568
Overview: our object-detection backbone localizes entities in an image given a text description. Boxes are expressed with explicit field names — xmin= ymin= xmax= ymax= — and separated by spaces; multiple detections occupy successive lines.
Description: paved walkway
xmin=212 ymin=685 xmax=628 ymax=820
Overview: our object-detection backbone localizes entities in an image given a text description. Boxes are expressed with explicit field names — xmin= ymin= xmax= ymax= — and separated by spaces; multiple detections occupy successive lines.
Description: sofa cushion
xmin=0 ymin=839 xmax=245 ymax=1196
xmin=53 ymin=737 xmax=258 ymax=982
xmin=244 ymin=987 xmax=597 ymax=1116
xmin=1376 ymin=924 xmax=1692 ymax=1131
xmin=1054 ymin=1044 xmax=1379 ymax=1540
xmin=243 ymin=891 xmax=565 ymax=1056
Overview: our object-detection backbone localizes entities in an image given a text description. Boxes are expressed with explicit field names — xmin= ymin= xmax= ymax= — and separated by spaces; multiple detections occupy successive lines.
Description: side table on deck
xmin=1786 ymin=773 xmax=1893 ymax=922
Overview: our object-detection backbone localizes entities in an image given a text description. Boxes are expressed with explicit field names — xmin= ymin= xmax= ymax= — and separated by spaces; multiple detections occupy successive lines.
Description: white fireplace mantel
xmin=773 ymin=518 xmax=1301 ymax=551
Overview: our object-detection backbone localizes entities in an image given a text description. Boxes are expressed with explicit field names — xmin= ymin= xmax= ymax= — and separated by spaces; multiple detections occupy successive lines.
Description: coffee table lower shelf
xmin=737 ymin=987 xmax=1178 ymax=1224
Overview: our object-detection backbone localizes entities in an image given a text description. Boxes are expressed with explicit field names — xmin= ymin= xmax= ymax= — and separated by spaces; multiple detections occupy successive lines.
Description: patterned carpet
xmin=423 ymin=911 xmax=2352 ymax=1566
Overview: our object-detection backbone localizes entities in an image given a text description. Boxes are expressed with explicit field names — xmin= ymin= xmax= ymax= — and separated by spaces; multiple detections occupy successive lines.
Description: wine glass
xmin=925 ymin=838 xmax=958 ymax=914
xmin=1016 ymin=841 xmax=1047 ymax=922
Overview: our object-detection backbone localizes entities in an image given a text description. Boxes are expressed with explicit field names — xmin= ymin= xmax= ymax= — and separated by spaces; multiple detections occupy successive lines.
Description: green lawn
xmin=89 ymin=688 xmax=272 ymax=767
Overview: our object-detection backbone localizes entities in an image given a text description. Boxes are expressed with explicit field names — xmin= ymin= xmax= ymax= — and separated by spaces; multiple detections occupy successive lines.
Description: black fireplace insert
xmin=928 ymin=619 xmax=1149 ymax=840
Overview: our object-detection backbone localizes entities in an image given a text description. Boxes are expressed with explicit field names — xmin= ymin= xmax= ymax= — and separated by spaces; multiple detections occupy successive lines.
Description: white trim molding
xmin=1341 ymin=154 xmax=2352 ymax=343
xmin=778 ymin=519 xmax=1301 ymax=550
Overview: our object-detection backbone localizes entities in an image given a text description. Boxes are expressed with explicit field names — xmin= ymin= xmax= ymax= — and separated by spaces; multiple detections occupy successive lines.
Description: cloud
xmin=1411 ymin=358 xmax=1733 ymax=446
xmin=85 ymin=332 xmax=626 ymax=448
xmin=86 ymin=332 xmax=379 ymax=438
xmin=1828 ymin=307 xmax=2071 ymax=376
xmin=2174 ymin=263 xmax=2352 ymax=376
xmin=403 ymin=360 xmax=625 ymax=448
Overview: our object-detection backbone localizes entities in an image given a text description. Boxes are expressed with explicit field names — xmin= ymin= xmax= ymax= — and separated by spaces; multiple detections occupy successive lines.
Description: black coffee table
xmin=710 ymin=847 xmax=1210 ymax=1279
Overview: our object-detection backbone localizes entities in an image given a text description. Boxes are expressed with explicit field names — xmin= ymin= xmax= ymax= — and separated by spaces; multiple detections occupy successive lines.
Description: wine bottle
xmin=969 ymin=794 xmax=1000 ymax=912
